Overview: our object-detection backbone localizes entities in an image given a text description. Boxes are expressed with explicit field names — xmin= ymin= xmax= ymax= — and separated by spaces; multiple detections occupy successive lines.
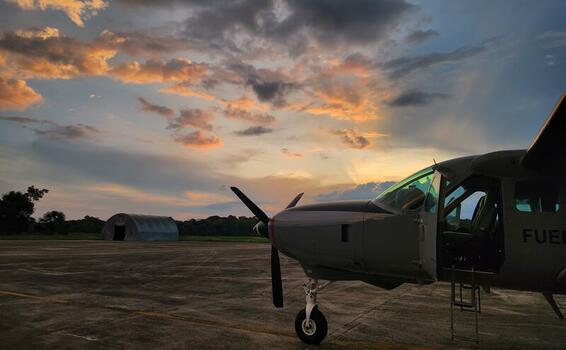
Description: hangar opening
xmin=102 ymin=213 xmax=178 ymax=241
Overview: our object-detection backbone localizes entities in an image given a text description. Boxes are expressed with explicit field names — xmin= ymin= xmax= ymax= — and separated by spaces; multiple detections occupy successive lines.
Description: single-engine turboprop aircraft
xmin=231 ymin=92 xmax=566 ymax=345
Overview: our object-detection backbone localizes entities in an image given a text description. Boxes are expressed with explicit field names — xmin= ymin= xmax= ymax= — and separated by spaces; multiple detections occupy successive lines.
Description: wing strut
xmin=543 ymin=292 xmax=565 ymax=320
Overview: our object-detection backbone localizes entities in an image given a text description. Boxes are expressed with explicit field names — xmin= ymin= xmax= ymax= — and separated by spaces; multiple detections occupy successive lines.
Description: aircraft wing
xmin=521 ymin=92 xmax=566 ymax=169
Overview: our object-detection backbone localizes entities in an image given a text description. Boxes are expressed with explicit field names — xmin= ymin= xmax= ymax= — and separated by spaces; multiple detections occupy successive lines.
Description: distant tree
xmin=176 ymin=216 xmax=257 ymax=236
xmin=0 ymin=186 xmax=48 ymax=234
xmin=65 ymin=215 xmax=105 ymax=233
xmin=39 ymin=210 xmax=67 ymax=234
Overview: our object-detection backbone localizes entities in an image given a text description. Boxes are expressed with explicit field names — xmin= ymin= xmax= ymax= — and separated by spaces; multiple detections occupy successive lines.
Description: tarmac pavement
xmin=0 ymin=240 xmax=565 ymax=349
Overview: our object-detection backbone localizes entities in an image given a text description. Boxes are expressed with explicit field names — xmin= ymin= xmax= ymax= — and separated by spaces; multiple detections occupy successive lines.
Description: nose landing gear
xmin=294 ymin=279 xmax=331 ymax=344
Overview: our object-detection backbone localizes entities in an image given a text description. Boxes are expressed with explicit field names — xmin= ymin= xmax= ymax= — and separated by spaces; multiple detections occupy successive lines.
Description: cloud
xmin=33 ymin=123 xmax=100 ymax=140
xmin=15 ymin=26 xmax=61 ymax=39
xmin=294 ymin=78 xmax=381 ymax=121
xmin=331 ymin=129 xmax=371 ymax=149
xmin=221 ymin=148 xmax=264 ymax=167
xmin=182 ymin=0 xmax=414 ymax=46
xmin=0 ymin=115 xmax=99 ymax=140
xmin=315 ymin=181 xmax=396 ymax=202
xmin=387 ymin=90 xmax=448 ymax=107
xmin=234 ymin=126 xmax=273 ymax=136
xmin=537 ymin=30 xmax=566 ymax=49
xmin=225 ymin=61 xmax=298 ymax=106
xmin=224 ymin=107 xmax=275 ymax=125
xmin=97 ymin=30 xmax=191 ymax=57
xmin=138 ymin=97 xmax=175 ymax=118
xmin=170 ymin=109 xmax=214 ymax=131
xmin=109 ymin=58 xmax=206 ymax=84
xmin=174 ymin=130 xmax=221 ymax=149
xmin=220 ymin=95 xmax=269 ymax=112
xmin=29 ymin=139 xmax=225 ymax=195
xmin=9 ymin=0 xmax=108 ymax=27
xmin=161 ymin=83 xmax=216 ymax=101
xmin=0 ymin=27 xmax=116 ymax=79
xmin=279 ymin=0 xmax=416 ymax=46
xmin=281 ymin=148 xmax=303 ymax=158
xmin=405 ymin=29 xmax=439 ymax=44
xmin=0 ymin=28 xmax=203 ymax=83
xmin=174 ymin=0 xmax=415 ymax=57
xmin=0 ymin=75 xmax=43 ymax=111
xmin=249 ymin=79 xmax=297 ymax=106
xmin=382 ymin=44 xmax=487 ymax=79
xmin=319 ymin=53 xmax=377 ymax=77
xmin=136 ymin=99 xmax=217 ymax=148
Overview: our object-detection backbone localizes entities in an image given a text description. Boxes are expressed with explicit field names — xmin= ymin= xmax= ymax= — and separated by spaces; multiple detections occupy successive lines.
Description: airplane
xmin=230 ymin=92 xmax=566 ymax=345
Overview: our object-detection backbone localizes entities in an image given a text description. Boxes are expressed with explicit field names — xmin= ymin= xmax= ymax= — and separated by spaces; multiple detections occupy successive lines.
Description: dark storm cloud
xmin=170 ymin=0 xmax=416 ymax=54
xmin=278 ymin=0 xmax=416 ymax=46
xmin=138 ymin=97 xmax=175 ymax=118
xmin=405 ymin=29 xmax=439 ymax=44
xmin=234 ymin=126 xmax=273 ymax=136
xmin=383 ymin=44 xmax=488 ymax=79
xmin=316 ymin=181 xmax=396 ymax=201
xmin=183 ymin=0 xmax=274 ymax=41
xmin=115 ymin=0 xmax=224 ymax=8
xmin=249 ymin=79 xmax=297 ymax=106
xmin=387 ymin=90 xmax=448 ymax=107
xmin=225 ymin=61 xmax=299 ymax=106
xmin=0 ymin=115 xmax=100 ymax=140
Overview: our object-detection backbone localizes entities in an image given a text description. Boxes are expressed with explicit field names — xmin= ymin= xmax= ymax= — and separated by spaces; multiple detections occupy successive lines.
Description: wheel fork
xmin=303 ymin=279 xmax=332 ymax=322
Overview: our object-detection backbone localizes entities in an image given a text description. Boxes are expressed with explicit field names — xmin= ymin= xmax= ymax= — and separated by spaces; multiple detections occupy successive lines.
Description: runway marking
xmin=0 ymin=289 xmax=295 ymax=339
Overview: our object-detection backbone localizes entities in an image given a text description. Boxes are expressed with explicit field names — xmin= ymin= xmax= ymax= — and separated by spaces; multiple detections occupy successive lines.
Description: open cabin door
xmin=417 ymin=171 xmax=441 ymax=280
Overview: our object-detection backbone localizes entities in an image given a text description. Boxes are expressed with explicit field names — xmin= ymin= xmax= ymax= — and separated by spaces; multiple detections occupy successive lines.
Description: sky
xmin=0 ymin=0 xmax=565 ymax=220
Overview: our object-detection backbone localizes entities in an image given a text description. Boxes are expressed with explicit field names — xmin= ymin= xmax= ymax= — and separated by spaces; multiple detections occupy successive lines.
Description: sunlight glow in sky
xmin=0 ymin=0 xmax=565 ymax=219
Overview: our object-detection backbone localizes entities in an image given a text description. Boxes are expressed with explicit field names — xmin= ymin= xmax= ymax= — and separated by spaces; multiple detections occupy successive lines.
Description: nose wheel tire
xmin=294 ymin=307 xmax=328 ymax=344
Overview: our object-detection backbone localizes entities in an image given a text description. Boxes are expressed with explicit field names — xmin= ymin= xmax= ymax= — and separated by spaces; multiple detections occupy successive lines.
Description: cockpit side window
xmin=374 ymin=167 xmax=434 ymax=211
xmin=515 ymin=180 xmax=560 ymax=213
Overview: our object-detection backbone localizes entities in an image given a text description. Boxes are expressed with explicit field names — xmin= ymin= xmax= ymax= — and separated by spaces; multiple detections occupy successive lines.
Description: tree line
xmin=0 ymin=186 xmax=257 ymax=236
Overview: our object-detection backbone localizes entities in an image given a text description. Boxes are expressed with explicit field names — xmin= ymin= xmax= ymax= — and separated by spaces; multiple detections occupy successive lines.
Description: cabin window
xmin=373 ymin=167 xmax=434 ymax=211
xmin=445 ymin=190 xmax=487 ymax=232
xmin=442 ymin=174 xmax=501 ymax=235
xmin=515 ymin=180 xmax=560 ymax=213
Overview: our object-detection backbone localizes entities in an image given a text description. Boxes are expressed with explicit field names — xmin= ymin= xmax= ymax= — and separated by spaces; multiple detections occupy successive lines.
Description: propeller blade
xmin=230 ymin=187 xmax=269 ymax=224
xmin=285 ymin=192 xmax=304 ymax=209
xmin=271 ymin=246 xmax=284 ymax=308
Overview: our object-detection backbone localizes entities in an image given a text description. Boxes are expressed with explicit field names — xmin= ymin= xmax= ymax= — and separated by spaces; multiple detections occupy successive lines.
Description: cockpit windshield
xmin=373 ymin=167 xmax=434 ymax=211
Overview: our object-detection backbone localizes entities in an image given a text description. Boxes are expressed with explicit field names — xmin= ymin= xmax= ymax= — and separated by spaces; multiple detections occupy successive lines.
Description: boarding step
xmin=450 ymin=265 xmax=481 ymax=344
xmin=454 ymin=283 xmax=482 ymax=313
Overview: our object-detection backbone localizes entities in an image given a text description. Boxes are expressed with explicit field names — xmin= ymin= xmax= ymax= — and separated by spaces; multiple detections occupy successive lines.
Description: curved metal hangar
xmin=102 ymin=213 xmax=178 ymax=241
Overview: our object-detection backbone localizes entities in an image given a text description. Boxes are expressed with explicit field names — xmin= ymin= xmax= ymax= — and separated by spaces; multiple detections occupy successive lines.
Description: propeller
xmin=230 ymin=187 xmax=303 ymax=308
